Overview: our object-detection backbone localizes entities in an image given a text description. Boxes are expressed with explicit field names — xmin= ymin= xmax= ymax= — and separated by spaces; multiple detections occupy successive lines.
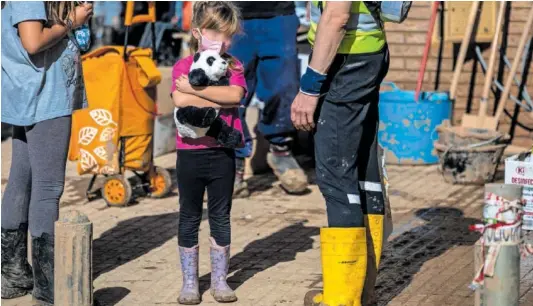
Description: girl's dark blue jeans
xmin=176 ymin=148 xmax=236 ymax=248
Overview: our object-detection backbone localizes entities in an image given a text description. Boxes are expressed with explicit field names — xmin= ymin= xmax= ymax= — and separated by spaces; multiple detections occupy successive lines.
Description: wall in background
xmin=384 ymin=1 xmax=533 ymax=148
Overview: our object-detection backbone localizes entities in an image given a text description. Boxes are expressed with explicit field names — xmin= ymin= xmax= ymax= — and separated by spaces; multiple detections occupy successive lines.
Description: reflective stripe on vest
xmin=308 ymin=1 xmax=386 ymax=54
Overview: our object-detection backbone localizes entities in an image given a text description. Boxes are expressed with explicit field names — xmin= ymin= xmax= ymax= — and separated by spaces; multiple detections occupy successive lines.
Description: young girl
xmin=1 ymin=2 xmax=92 ymax=305
xmin=171 ymin=2 xmax=245 ymax=304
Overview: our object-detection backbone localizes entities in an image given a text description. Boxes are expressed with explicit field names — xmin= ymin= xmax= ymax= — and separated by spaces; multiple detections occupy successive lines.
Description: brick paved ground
xmin=2 ymin=137 xmax=533 ymax=306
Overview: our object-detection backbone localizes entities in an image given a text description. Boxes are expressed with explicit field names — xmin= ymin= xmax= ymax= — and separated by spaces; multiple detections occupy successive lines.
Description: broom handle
xmin=450 ymin=1 xmax=481 ymax=100
xmin=478 ymin=2 xmax=506 ymax=119
xmin=415 ymin=1 xmax=440 ymax=101
xmin=494 ymin=6 xmax=533 ymax=124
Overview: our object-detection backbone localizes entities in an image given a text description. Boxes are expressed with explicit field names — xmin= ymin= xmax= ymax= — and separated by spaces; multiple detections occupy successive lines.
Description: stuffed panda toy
xmin=174 ymin=50 xmax=242 ymax=148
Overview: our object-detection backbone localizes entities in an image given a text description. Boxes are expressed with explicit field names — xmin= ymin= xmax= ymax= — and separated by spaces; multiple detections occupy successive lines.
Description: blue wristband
xmin=300 ymin=66 xmax=327 ymax=96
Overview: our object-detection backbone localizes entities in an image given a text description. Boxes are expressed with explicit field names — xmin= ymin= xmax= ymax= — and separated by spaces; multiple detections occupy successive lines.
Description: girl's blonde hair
xmin=46 ymin=1 xmax=77 ymax=29
xmin=191 ymin=1 xmax=242 ymax=70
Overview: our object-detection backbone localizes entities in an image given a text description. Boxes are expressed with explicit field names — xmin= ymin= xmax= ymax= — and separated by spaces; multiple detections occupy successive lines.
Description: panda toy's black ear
xmin=193 ymin=52 xmax=201 ymax=63
xmin=189 ymin=69 xmax=209 ymax=86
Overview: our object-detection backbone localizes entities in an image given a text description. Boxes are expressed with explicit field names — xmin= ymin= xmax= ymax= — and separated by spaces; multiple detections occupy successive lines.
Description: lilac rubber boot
xmin=209 ymin=237 xmax=237 ymax=303
xmin=178 ymin=245 xmax=201 ymax=305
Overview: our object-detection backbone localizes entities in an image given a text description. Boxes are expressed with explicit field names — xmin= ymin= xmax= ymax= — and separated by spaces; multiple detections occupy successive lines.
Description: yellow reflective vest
xmin=308 ymin=1 xmax=386 ymax=54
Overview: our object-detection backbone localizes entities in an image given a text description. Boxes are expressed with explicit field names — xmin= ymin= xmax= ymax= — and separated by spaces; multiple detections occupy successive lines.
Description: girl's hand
xmin=70 ymin=3 xmax=93 ymax=29
xmin=175 ymin=76 xmax=194 ymax=94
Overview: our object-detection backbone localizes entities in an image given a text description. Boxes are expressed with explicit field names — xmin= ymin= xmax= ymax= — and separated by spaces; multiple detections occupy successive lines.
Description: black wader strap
xmin=364 ymin=1 xmax=384 ymax=30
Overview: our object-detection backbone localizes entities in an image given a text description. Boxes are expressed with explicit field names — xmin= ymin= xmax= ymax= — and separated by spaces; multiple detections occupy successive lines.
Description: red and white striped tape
xmin=469 ymin=192 xmax=531 ymax=290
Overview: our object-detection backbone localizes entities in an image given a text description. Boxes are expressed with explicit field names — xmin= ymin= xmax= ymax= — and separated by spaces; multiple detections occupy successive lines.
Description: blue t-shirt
xmin=1 ymin=1 xmax=87 ymax=126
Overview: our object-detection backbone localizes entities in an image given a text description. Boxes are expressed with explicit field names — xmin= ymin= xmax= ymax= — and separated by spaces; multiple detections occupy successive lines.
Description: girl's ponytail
xmin=192 ymin=1 xmax=209 ymax=15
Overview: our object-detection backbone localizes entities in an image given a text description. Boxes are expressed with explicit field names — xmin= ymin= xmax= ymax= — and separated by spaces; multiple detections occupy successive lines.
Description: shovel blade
xmin=461 ymin=114 xmax=498 ymax=130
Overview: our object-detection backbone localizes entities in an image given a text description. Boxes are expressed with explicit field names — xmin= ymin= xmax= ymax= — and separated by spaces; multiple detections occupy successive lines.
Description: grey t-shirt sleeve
xmin=10 ymin=1 xmax=47 ymax=27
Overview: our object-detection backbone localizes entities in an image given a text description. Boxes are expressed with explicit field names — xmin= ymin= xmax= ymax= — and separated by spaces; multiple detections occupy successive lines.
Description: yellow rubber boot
xmin=365 ymin=214 xmax=384 ymax=267
xmin=304 ymin=227 xmax=368 ymax=306
xmin=362 ymin=214 xmax=385 ymax=305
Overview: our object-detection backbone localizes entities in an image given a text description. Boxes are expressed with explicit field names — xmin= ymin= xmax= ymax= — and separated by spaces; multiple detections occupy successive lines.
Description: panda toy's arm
xmin=172 ymin=89 xmax=224 ymax=138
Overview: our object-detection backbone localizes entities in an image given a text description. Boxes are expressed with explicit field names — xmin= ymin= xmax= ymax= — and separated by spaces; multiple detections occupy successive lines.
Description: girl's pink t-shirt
xmin=171 ymin=55 xmax=247 ymax=150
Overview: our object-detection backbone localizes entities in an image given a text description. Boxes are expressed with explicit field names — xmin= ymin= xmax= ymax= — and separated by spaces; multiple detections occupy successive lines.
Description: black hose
xmin=493 ymin=2 xmax=512 ymax=115
xmin=434 ymin=1 xmax=444 ymax=91
xmin=508 ymin=37 xmax=533 ymax=137
xmin=505 ymin=109 xmax=533 ymax=132
xmin=466 ymin=54 xmax=478 ymax=114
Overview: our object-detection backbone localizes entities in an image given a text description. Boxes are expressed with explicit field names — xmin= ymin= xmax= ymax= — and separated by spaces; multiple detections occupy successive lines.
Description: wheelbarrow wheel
xmin=149 ymin=167 xmax=172 ymax=198
xmin=102 ymin=175 xmax=132 ymax=207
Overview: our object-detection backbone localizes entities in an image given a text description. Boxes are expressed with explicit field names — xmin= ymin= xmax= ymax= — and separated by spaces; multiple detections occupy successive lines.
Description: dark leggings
xmin=176 ymin=148 xmax=235 ymax=248
xmin=1 ymin=116 xmax=71 ymax=237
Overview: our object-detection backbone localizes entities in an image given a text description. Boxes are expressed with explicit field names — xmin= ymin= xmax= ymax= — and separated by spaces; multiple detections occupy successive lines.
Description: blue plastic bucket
xmin=378 ymin=82 xmax=452 ymax=165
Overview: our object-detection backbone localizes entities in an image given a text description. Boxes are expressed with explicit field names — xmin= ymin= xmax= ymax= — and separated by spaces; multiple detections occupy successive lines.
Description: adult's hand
xmin=291 ymin=92 xmax=319 ymax=132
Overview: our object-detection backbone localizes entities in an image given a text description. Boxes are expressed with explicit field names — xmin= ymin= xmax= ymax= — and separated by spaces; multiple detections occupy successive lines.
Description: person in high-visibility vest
xmin=291 ymin=2 xmax=390 ymax=305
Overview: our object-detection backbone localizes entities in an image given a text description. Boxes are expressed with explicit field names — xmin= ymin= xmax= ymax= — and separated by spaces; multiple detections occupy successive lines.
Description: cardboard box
xmin=155 ymin=67 xmax=175 ymax=116
xmin=432 ymin=1 xmax=497 ymax=44
xmin=153 ymin=113 xmax=176 ymax=158
xmin=505 ymin=152 xmax=533 ymax=188
xmin=153 ymin=67 xmax=176 ymax=158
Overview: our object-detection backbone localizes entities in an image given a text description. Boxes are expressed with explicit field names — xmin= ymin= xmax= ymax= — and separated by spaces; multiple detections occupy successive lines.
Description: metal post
xmin=482 ymin=184 xmax=522 ymax=306
xmin=55 ymin=210 xmax=94 ymax=306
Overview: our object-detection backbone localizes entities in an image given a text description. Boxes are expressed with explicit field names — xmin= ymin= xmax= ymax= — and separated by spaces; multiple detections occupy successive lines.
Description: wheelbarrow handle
xmin=125 ymin=1 xmax=156 ymax=26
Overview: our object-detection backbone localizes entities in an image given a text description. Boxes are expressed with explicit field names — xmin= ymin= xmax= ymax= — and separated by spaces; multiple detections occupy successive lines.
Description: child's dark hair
xmin=191 ymin=1 xmax=242 ymax=71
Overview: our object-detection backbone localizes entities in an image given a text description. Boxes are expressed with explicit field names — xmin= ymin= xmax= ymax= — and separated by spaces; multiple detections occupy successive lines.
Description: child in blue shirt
xmin=1 ymin=2 xmax=92 ymax=305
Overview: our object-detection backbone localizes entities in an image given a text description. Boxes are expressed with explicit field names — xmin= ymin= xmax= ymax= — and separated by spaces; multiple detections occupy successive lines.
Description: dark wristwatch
xmin=66 ymin=18 xmax=74 ymax=31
